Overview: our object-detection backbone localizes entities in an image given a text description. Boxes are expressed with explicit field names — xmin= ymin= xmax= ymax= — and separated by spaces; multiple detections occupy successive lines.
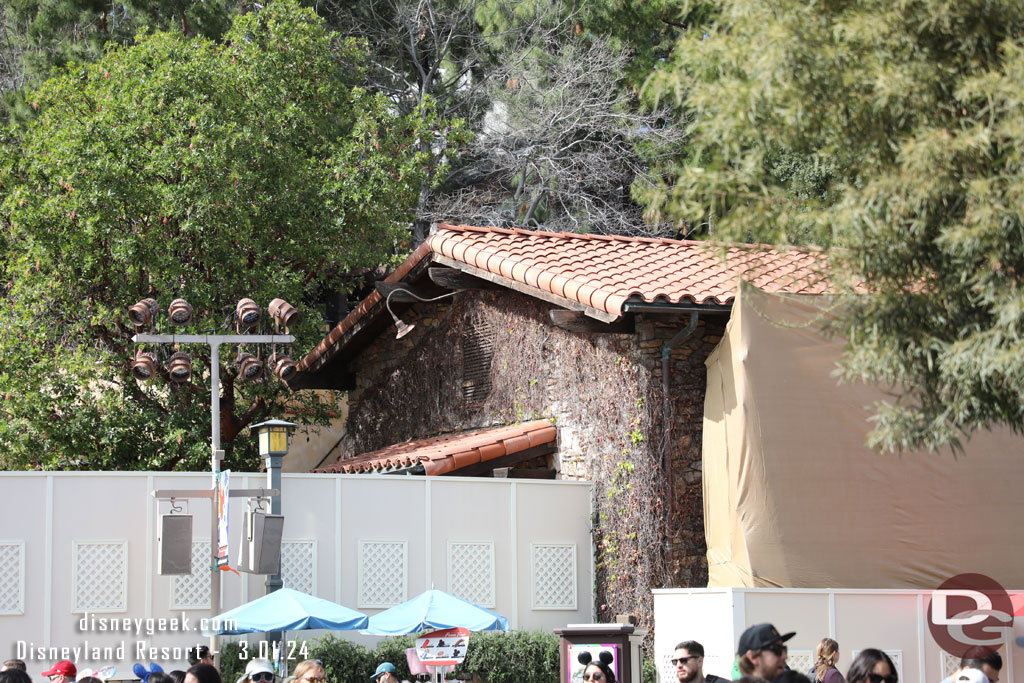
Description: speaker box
xmin=158 ymin=514 xmax=193 ymax=575
xmin=237 ymin=510 xmax=284 ymax=574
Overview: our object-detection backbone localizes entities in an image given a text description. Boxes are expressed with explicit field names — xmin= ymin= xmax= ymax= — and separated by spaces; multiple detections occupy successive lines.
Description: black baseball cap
xmin=736 ymin=623 xmax=796 ymax=655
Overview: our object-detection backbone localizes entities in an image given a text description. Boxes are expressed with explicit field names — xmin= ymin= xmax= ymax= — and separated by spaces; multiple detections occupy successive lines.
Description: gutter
xmin=622 ymin=300 xmax=731 ymax=315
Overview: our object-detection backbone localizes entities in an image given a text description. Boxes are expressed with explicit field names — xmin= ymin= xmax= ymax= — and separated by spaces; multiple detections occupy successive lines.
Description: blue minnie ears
xmin=133 ymin=663 xmax=164 ymax=683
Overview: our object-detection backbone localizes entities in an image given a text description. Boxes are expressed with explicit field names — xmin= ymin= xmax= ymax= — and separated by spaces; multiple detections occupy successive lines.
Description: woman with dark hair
xmin=169 ymin=672 xmax=187 ymax=683
xmin=0 ymin=669 xmax=32 ymax=683
xmin=845 ymin=649 xmax=897 ymax=683
xmin=577 ymin=651 xmax=616 ymax=683
xmin=185 ymin=664 xmax=223 ymax=683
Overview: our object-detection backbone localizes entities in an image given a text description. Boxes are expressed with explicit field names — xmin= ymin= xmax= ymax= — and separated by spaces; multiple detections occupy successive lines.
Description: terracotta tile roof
xmin=428 ymin=224 xmax=831 ymax=317
xmin=312 ymin=420 xmax=557 ymax=476
xmin=296 ymin=223 xmax=831 ymax=374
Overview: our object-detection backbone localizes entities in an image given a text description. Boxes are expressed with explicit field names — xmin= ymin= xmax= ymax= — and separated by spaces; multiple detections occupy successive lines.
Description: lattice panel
xmin=172 ymin=541 xmax=211 ymax=610
xmin=448 ymin=541 xmax=495 ymax=607
xmin=531 ymin=543 xmax=576 ymax=610
xmin=940 ymin=651 xmax=960 ymax=679
xmin=0 ymin=542 xmax=25 ymax=615
xmin=658 ymin=652 xmax=675 ymax=683
xmin=787 ymin=651 xmax=813 ymax=678
xmin=358 ymin=540 xmax=407 ymax=608
xmin=73 ymin=541 xmax=127 ymax=612
xmin=281 ymin=540 xmax=316 ymax=594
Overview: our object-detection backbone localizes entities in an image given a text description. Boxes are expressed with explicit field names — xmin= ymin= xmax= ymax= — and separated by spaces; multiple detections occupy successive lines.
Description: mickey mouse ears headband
xmin=577 ymin=652 xmax=614 ymax=667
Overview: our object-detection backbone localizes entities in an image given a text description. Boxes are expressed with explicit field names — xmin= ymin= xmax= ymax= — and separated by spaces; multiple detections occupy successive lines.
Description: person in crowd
xmin=42 ymin=661 xmax=77 ymax=683
xmin=0 ymin=669 xmax=32 ymax=683
xmin=672 ymin=640 xmax=728 ymax=683
xmin=148 ymin=673 xmax=173 ymax=683
xmin=187 ymin=647 xmax=215 ymax=669
xmin=844 ymin=649 xmax=897 ymax=683
xmin=733 ymin=677 xmax=768 ymax=683
xmin=577 ymin=651 xmax=616 ymax=683
xmin=736 ymin=623 xmax=794 ymax=681
xmin=370 ymin=664 xmax=397 ymax=683
xmin=1 ymin=662 xmax=25 ymax=673
xmin=78 ymin=677 xmax=102 ymax=683
xmin=953 ymin=670 xmax=989 ymax=683
xmin=185 ymin=664 xmax=222 ymax=683
xmin=134 ymin=664 xmax=164 ymax=683
xmin=811 ymin=638 xmax=843 ymax=683
xmin=233 ymin=660 xmax=275 ymax=683
xmin=940 ymin=650 xmax=1002 ymax=683
xmin=773 ymin=672 xmax=812 ymax=683
xmin=291 ymin=661 xmax=325 ymax=683
xmin=169 ymin=672 xmax=187 ymax=683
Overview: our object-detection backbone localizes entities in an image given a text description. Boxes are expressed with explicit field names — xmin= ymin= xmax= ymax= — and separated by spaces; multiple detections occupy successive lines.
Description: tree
xmin=0 ymin=0 xmax=237 ymax=121
xmin=0 ymin=0 xmax=448 ymax=470
xmin=430 ymin=35 xmax=685 ymax=235
xmin=642 ymin=0 xmax=1024 ymax=450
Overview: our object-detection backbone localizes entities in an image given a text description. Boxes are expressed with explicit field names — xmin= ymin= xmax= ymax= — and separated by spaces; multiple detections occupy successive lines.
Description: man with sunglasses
xmin=41 ymin=661 xmax=76 ymax=683
xmin=673 ymin=640 xmax=728 ymax=683
xmin=736 ymin=623 xmax=795 ymax=681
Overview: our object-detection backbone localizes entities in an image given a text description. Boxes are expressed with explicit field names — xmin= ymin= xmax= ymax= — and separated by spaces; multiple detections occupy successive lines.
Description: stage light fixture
xmin=268 ymin=298 xmax=299 ymax=329
xmin=167 ymin=351 xmax=192 ymax=383
xmin=235 ymin=298 xmax=262 ymax=329
xmin=237 ymin=352 xmax=264 ymax=381
xmin=128 ymin=298 xmax=159 ymax=327
xmin=168 ymin=299 xmax=193 ymax=326
xmin=131 ymin=350 xmax=159 ymax=380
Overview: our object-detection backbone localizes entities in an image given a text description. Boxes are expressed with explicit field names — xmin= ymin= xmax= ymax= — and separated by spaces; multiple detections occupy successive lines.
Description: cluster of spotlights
xmin=129 ymin=296 xmax=299 ymax=383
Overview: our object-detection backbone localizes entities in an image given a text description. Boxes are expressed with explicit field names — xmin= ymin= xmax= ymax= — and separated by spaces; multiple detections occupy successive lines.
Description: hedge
xmin=217 ymin=630 xmax=561 ymax=683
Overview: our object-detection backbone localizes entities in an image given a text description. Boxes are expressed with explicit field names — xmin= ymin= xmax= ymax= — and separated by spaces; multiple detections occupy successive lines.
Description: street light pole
xmin=136 ymin=332 xmax=293 ymax=665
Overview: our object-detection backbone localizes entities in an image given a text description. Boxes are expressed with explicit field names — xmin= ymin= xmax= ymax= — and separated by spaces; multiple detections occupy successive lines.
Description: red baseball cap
xmin=41 ymin=662 xmax=77 ymax=678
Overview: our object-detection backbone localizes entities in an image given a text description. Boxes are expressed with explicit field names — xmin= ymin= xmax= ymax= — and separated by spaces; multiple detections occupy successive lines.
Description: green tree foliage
xmin=643 ymin=0 xmax=1024 ymax=450
xmin=579 ymin=0 xmax=715 ymax=89
xmin=1 ymin=0 xmax=236 ymax=121
xmin=0 ymin=0 xmax=448 ymax=470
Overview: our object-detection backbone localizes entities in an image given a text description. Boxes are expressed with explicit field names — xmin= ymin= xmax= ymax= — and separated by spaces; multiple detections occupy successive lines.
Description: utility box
xmin=555 ymin=622 xmax=648 ymax=683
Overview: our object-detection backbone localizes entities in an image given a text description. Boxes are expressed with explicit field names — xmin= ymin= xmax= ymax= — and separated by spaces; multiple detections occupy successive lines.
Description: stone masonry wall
xmin=337 ymin=290 xmax=727 ymax=629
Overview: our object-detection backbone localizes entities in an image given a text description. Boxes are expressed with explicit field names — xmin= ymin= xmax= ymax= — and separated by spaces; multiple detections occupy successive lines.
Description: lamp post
xmin=249 ymin=419 xmax=296 ymax=667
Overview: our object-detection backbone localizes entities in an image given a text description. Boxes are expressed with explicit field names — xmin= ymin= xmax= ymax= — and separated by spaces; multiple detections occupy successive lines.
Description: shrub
xmin=308 ymin=634 xmax=374 ymax=683
xmin=452 ymin=631 xmax=560 ymax=683
xmin=368 ymin=635 xmax=418 ymax=681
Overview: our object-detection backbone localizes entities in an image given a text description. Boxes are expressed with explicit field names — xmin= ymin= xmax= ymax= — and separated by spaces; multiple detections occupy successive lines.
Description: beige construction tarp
xmin=703 ymin=283 xmax=1024 ymax=588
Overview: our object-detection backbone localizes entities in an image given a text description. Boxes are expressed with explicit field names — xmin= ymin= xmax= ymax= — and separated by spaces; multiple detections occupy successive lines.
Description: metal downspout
xmin=661 ymin=311 xmax=698 ymax=545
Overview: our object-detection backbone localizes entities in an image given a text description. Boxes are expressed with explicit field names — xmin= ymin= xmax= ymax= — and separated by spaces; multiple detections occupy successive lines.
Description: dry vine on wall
xmin=346 ymin=290 xmax=673 ymax=639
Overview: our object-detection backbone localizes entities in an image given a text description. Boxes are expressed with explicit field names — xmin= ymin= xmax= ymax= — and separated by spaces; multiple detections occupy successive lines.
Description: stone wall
xmin=336 ymin=289 xmax=726 ymax=616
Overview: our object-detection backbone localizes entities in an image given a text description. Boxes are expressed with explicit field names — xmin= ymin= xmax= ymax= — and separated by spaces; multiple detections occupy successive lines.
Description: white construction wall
xmin=0 ymin=472 xmax=593 ymax=673
xmin=653 ymin=587 xmax=1023 ymax=683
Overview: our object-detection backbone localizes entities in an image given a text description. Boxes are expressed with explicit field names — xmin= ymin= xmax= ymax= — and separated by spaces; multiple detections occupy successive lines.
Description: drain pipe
xmin=661 ymin=311 xmax=699 ymax=544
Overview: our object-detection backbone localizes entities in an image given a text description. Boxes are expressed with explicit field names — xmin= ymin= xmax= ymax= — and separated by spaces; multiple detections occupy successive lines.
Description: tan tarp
xmin=703 ymin=283 xmax=1024 ymax=589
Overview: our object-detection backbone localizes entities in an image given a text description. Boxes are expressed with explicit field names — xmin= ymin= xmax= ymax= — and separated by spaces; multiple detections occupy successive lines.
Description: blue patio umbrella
xmin=205 ymin=587 xmax=368 ymax=635
xmin=362 ymin=588 xmax=510 ymax=635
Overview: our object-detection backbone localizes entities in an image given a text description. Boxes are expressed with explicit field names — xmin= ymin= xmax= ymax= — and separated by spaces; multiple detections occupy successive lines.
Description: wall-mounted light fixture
xmin=384 ymin=288 xmax=459 ymax=339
